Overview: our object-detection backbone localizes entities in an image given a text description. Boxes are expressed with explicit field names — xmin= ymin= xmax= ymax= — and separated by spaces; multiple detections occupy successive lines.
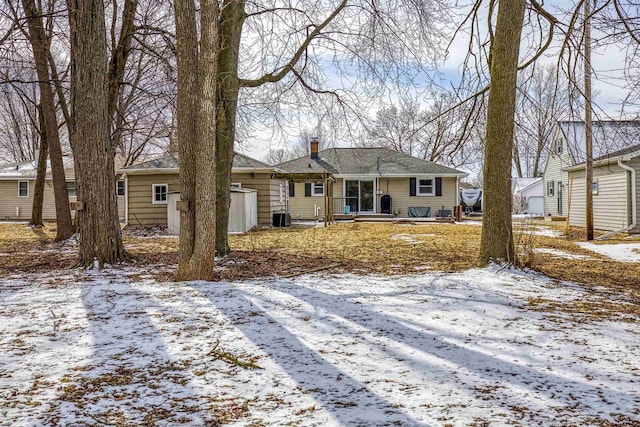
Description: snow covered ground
xmin=578 ymin=242 xmax=640 ymax=263
xmin=1 ymin=265 xmax=639 ymax=426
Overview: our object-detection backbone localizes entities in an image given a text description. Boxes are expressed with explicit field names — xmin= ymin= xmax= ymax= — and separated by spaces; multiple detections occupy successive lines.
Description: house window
xmin=67 ymin=182 xmax=77 ymax=197
xmin=117 ymin=180 xmax=125 ymax=196
xmin=418 ymin=178 xmax=434 ymax=196
xmin=18 ymin=181 xmax=29 ymax=197
xmin=547 ymin=181 xmax=554 ymax=196
xmin=152 ymin=184 xmax=168 ymax=204
xmin=556 ymin=139 xmax=563 ymax=154
xmin=312 ymin=182 xmax=324 ymax=196
xmin=231 ymin=182 xmax=242 ymax=189
xmin=592 ymin=179 xmax=599 ymax=195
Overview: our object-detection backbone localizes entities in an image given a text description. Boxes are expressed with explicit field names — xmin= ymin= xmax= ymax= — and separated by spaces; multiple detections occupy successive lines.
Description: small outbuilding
xmin=512 ymin=177 xmax=543 ymax=215
xmin=167 ymin=187 xmax=258 ymax=235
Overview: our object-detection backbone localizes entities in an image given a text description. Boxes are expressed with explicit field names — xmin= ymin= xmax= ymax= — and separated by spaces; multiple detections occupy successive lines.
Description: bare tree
xmin=514 ymin=64 xmax=570 ymax=178
xmin=263 ymin=148 xmax=294 ymax=165
xmin=477 ymin=0 xmax=526 ymax=266
xmin=31 ymin=103 xmax=48 ymax=226
xmin=363 ymin=101 xmax=423 ymax=155
xmin=290 ymin=126 xmax=334 ymax=158
xmin=361 ymin=93 xmax=483 ymax=170
xmin=66 ymin=0 xmax=127 ymax=266
xmin=173 ymin=0 xmax=219 ymax=280
xmin=173 ymin=0 xmax=450 ymax=279
xmin=0 ymin=83 xmax=39 ymax=164
xmin=22 ymin=0 xmax=74 ymax=240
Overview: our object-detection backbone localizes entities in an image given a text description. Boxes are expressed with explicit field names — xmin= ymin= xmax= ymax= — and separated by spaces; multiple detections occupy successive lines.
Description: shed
xmin=167 ymin=188 xmax=258 ymax=235
xmin=513 ymin=177 xmax=543 ymax=215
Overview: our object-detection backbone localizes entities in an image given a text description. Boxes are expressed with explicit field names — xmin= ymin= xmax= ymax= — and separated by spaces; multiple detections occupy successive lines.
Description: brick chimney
xmin=310 ymin=137 xmax=319 ymax=160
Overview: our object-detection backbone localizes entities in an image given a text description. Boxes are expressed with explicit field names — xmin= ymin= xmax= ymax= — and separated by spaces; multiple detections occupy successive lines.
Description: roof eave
xmin=120 ymin=166 xmax=281 ymax=175
xmin=564 ymin=156 xmax=624 ymax=172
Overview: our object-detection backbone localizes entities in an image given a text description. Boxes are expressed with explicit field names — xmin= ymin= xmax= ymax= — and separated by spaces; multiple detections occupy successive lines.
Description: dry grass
xmin=230 ymin=222 xmax=481 ymax=274
xmin=1 ymin=220 xmax=639 ymax=322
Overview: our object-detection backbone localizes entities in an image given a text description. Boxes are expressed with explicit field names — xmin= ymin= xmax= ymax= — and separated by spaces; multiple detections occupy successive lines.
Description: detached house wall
xmin=125 ymin=172 xmax=285 ymax=227
xmin=0 ymin=180 xmax=76 ymax=221
xmin=631 ymin=157 xmax=640 ymax=234
xmin=568 ymin=164 xmax=630 ymax=231
xmin=126 ymin=173 xmax=180 ymax=226
xmin=543 ymin=134 xmax=573 ymax=216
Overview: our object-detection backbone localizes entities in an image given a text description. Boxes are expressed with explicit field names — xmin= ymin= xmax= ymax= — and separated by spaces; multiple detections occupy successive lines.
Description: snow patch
xmin=577 ymin=242 xmax=640 ymax=263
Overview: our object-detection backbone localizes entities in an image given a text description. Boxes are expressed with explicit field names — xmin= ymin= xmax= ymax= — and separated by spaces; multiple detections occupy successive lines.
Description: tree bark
xmin=477 ymin=0 xmax=526 ymax=266
xmin=31 ymin=104 xmax=48 ymax=226
xmin=174 ymin=0 xmax=220 ymax=280
xmin=174 ymin=0 xmax=199 ymax=280
xmin=22 ymin=0 xmax=74 ymax=240
xmin=215 ymin=0 xmax=245 ymax=256
xmin=188 ymin=0 xmax=220 ymax=279
xmin=67 ymin=0 xmax=127 ymax=267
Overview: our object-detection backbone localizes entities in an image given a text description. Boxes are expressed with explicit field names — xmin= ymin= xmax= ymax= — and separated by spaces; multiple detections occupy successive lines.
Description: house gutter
xmin=597 ymin=159 xmax=636 ymax=240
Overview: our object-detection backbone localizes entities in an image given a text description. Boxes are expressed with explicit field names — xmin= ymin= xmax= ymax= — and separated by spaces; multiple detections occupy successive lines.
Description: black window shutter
xmin=305 ymin=182 xmax=312 ymax=197
xmin=289 ymin=180 xmax=295 ymax=197
xmin=409 ymin=178 xmax=416 ymax=196
xmin=435 ymin=177 xmax=442 ymax=196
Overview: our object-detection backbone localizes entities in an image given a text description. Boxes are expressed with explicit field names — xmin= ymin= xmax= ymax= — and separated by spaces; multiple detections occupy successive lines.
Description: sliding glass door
xmin=344 ymin=180 xmax=375 ymax=213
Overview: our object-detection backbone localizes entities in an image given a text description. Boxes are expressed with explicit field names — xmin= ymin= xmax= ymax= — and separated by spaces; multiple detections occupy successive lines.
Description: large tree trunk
xmin=175 ymin=0 xmax=220 ymax=280
xmin=31 ymin=104 xmax=48 ymax=226
xmin=188 ymin=0 xmax=220 ymax=279
xmin=477 ymin=0 xmax=526 ymax=266
xmin=22 ymin=0 xmax=74 ymax=241
xmin=215 ymin=0 xmax=245 ymax=256
xmin=67 ymin=0 xmax=127 ymax=267
xmin=174 ymin=0 xmax=199 ymax=280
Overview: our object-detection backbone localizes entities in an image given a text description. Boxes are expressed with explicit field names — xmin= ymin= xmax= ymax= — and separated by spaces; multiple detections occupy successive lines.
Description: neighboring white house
xmin=512 ymin=177 xmax=543 ymax=215
xmin=564 ymin=144 xmax=640 ymax=235
xmin=542 ymin=120 xmax=640 ymax=218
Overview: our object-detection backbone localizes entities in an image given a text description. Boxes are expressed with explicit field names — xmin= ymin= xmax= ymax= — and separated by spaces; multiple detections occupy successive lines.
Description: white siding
xmin=568 ymin=164 xmax=630 ymax=231
xmin=542 ymin=133 xmax=574 ymax=216
xmin=630 ymin=157 xmax=640 ymax=234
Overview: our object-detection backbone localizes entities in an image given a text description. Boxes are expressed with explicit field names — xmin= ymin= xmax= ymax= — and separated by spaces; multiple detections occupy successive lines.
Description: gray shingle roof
xmin=123 ymin=152 xmax=274 ymax=171
xmin=558 ymin=120 xmax=640 ymax=164
xmin=593 ymin=143 xmax=640 ymax=162
xmin=275 ymin=148 xmax=467 ymax=176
